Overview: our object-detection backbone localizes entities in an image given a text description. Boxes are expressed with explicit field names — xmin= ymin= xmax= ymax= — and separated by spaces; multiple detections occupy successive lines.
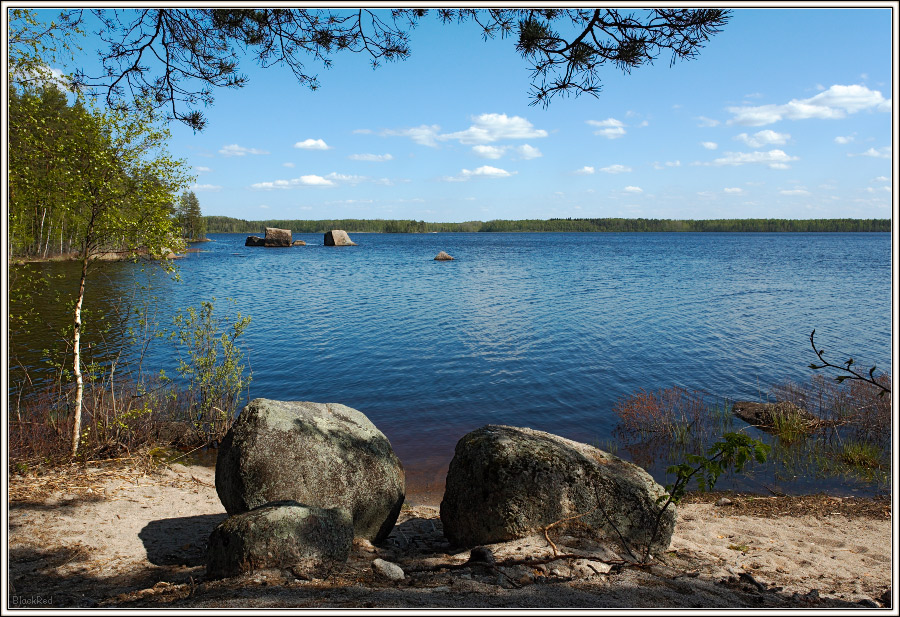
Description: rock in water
xmin=292 ymin=240 xmax=307 ymax=246
xmin=732 ymin=400 xmax=820 ymax=430
xmin=324 ymin=230 xmax=357 ymax=246
xmin=434 ymin=251 xmax=454 ymax=261
xmin=206 ymin=500 xmax=353 ymax=579
xmin=245 ymin=235 xmax=265 ymax=247
xmin=215 ymin=399 xmax=405 ymax=543
xmin=264 ymin=227 xmax=292 ymax=247
xmin=440 ymin=425 xmax=675 ymax=554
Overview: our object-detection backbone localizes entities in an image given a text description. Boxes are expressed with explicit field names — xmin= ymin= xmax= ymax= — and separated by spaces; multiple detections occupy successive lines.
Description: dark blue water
xmin=10 ymin=232 xmax=893 ymax=496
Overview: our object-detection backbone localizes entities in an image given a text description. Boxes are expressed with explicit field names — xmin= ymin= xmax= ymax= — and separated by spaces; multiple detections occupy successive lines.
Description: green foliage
xmin=171 ymin=299 xmax=252 ymax=443
xmin=769 ymin=406 xmax=811 ymax=444
xmin=176 ymin=191 xmax=207 ymax=241
xmin=663 ymin=433 xmax=770 ymax=504
xmin=642 ymin=432 xmax=769 ymax=562
xmin=203 ymin=215 xmax=892 ymax=235
xmin=7 ymin=8 xmax=83 ymax=90
xmin=838 ymin=441 xmax=883 ymax=471
xmin=8 ymin=84 xmax=193 ymax=260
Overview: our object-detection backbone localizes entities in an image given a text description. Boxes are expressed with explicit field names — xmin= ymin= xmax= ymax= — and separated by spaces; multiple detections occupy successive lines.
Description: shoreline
xmin=6 ymin=461 xmax=892 ymax=609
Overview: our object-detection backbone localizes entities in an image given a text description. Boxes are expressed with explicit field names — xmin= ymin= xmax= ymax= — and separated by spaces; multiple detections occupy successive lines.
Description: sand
xmin=6 ymin=463 xmax=894 ymax=609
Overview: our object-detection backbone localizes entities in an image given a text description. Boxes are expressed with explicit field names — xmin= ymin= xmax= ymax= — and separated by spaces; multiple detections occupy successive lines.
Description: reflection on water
xmin=8 ymin=232 xmax=892 ymax=496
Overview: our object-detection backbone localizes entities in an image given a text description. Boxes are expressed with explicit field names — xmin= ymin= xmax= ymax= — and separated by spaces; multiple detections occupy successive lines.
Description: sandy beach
xmin=6 ymin=461 xmax=893 ymax=609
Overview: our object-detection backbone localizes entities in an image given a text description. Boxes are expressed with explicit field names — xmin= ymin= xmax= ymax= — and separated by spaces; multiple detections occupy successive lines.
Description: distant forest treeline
xmin=205 ymin=216 xmax=891 ymax=234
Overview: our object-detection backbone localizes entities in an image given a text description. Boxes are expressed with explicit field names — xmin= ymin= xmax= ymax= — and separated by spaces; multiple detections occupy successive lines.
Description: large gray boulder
xmin=440 ymin=425 xmax=675 ymax=555
xmin=324 ymin=230 xmax=357 ymax=246
xmin=207 ymin=500 xmax=353 ymax=579
xmin=264 ymin=227 xmax=292 ymax=247
xmin=215 ymin=399 xmax=405 ymax=543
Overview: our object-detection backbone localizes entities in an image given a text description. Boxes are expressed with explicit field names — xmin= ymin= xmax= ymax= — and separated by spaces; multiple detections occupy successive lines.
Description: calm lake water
xmin=9 ymin=232 xmax=893 ymax=498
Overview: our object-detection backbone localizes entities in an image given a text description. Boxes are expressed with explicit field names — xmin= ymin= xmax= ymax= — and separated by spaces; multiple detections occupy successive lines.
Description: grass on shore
xmin=8 ymin=375 xmax=237 ymax=474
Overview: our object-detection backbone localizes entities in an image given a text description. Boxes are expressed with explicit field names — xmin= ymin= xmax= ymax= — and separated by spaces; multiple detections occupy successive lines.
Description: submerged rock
xmin=292 ymin=240 xmax=307 ymax=246
xmin=215 ymin=399 xmax=405 ymax=543
xmin=732 ymin=401 xmax=823 ymax=431
xmin=206 ymin=500 xmax=353 ymax=579
xmin=440 ymin=424 xmax=674 ymax=554
xmin=324 ymin=230 xmax=357 ymax=246
xmin=434 ymin=251 xmax=454 ymax=261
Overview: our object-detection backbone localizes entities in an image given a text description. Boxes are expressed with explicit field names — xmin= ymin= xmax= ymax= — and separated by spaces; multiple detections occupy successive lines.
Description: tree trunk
xmin=70 ymin=247 xmax=91 ymax=457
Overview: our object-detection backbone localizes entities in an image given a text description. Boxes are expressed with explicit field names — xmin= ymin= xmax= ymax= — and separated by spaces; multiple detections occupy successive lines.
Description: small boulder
xmin=372 ymin=558 xmax=405 ymax=581
xmin=206 ymin=500 xmax=353 ymax=579
xmin=264 ymin=227 xmax=292 ymax=247
xmin=434 ymin=251 xmax=454 ymax=261
xmin=440 ymin=425 xmax=674 ymax=555
xmin=215 ymin=399 xmax=405 ymax=543
xmin=292 ymin=240 xmax=307 ymax=246
xmin=245 ymin=236 xmax=265 ymax=247
xmin=324 ymin=230 xmax=357 ymax=246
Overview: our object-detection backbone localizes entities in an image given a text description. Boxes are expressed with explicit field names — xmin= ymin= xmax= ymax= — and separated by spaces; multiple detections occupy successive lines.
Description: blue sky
xmin=25 ymin=7 xmax=899 ymax=222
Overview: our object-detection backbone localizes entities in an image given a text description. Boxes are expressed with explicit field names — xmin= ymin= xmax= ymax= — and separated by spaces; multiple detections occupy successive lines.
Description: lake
xmin=8 ymin=232 xmax=893 ymax=498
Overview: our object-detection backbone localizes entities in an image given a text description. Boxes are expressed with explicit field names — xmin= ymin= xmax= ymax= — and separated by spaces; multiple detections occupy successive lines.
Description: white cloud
xmin=701 ymin=141 xmax=718 ymax=150
xmin=653 ymin=160 xmax=681 ymax=170
xmin=574 ymin=166 xmax=595 ymax=175
xmin=874 ymin=176 xmax=889 ymax=182
xmin=283 ymin=162 xmax=295 ymax=168
xmin=696 ymin=116 xmax=720 ymax=127
xmin=349 ymin=153 xmax=394 ymax=162
xmin=219 ymin=144 xmax=269 ymax=156
xmin=259 ymin=205 xmax=269 ymax=209
xmin=463 ymin=165 xmax=514 ymax=178
xmin=472 ymin=145 xmax=507 ymax=159
xmin=728 ymin=84 xmax=892 ymax=126
xmin=723 ymin=187 xmax=744 ymax=194
xmin=516 ymin=144 xmax=542 ymax=159
xmin=849 ymin=146 xmax=891 ymax=159
xmin=251 ymin=175 xmax=336 ymax=189
xmin=441 ymin=113 xmax=547 ymax=144
xmin=704 ymin=149 xmax=799 ymax=169
xmin=444 ymin=165 xmax=516 ymax=181
xmin=384 ymin=115 xmax=547 ymax=148
xmin=780 ymin=189 xmax=811 ymax=196
xmin=294 ymin=138 xmax=331 ymax=150
xmin=600 ymin=164 xmax=632 ymax=174
xmin=382 ymin=124 xmax=442 ymax=147
xmin=735 ymin=130 xmax=790 ymax=148
xmin=623 ymin=186 xmax=643 ymax=193
xmin=352 ymin=129 xmax=373 ymax=134
xmin=324 ymin=172 xmax=371 ymax=185
xmin=194 ymin=166 xmax=212 ymax=173
xmin=834 ymin=135 xmax=855 ymax=145
xmin=587 ymin=118 xmax=626 ymax=139
xmin=190 ymin=183 xmax=221 ymax=191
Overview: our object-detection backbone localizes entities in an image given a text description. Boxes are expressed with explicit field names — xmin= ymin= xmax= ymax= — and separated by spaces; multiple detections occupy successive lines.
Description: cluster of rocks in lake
xmin=206 ymin=398 xmax=675 ymax=581
xmin=243 ymin=228 xmax=461 ymax=259
xmin=244 ymin=228 xmax=355 ymax=248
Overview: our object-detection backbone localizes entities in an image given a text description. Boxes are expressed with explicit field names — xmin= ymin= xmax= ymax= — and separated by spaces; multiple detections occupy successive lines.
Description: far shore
xmin=8 ymin=242 xmax=210 ymax=265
